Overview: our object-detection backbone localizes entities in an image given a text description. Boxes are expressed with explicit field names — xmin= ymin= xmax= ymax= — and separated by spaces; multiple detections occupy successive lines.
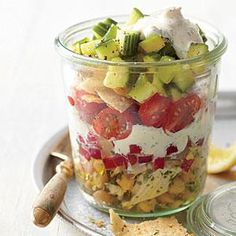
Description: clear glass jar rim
xmin=55 ymin=14 xmax=227 ymax=67
xmin=187 ymin=182 xmax=236 ymax=236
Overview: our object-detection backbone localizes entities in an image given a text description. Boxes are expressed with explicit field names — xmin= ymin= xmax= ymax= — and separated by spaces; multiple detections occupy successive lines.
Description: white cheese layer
xmin=130 ymin=7 xmax=203 ymax=58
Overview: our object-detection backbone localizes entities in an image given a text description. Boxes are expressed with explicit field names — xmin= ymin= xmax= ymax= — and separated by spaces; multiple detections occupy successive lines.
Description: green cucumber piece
xmin=157 ymin=56 xmax=177 ymax=84
xmin=143 ymin=53 xmax=161 ymax=62
xmin=173 ymin=68 xmax=195 ymax=92
xmin=80 ymin=39 xmax=100 ymax=56
xmin=71 ymin=37 xmax=90 ymax=54
xmin=103 ymin=18 xmax=117 ymax=27
xmin=122 ymin=54 xmax=142 ymax=62
xmin=159 ymin=43 xmax=178 ymax=58
xmin=139 ymin=35 xmax=165 ymax=53
xmin=95 ymin=39 xmax=119 ymax=60
xmin=168 ymin=85 xmax=183 ymax=101
xmin=143 ymin=54 xmax=161 ymax=72
xmin=126 ymin=8 xmax=144 ymax=26
xmin=197 ymin=25 xmax=207 ymax=43
xmin=160 ymin=56 xmax=175 ymax=62
xmin=187 ymin=43 xmax=209 ymax=58
xmin=93 ymin=22 xmax=109 ymax=39
xmin=117 ymin=30 xmax=140 ymax=57
xmin=103 ymin=57 xmax=129 ymax=89
xmin=128 ymin=74 xmax=157 ymax=103
xmin=152 ymin=74 xmax=167 ymax=96
xmin=102 ymin=24 xmax=118 ymax=41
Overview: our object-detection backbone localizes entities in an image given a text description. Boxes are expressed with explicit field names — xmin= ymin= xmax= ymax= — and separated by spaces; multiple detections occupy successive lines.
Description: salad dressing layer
xmin=130 ymin=7 xmax=203 ymax=58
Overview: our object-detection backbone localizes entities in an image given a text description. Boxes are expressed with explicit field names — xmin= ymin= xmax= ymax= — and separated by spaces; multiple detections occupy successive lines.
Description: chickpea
xmin=156 ymin=192 xmax=175 ymax=205
xmin=169 ymin=200 xmax=183 ymax=208
xmin=92 ymin=159 xmax=105 ymax=175
xmin=137 ymin=199 xmax=156 ymax=212
xmin=93 ymin=190 xmax=115 ymax=205
xmin=116 ymin=174 xmax=135 ymax=192
xmin=84 ymin=180 xmax=93 ymax=190
xmin=93 ymin=173 xmax=108 ymax=189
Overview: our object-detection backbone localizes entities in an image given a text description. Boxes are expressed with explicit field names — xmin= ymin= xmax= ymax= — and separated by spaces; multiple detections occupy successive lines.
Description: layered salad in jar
xmin=65 ymin=7 xmax=214 ymax=215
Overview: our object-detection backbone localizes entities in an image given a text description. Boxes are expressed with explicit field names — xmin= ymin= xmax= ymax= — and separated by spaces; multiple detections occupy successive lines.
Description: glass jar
xmin=55 ymin=16 xmax=227 ymax=217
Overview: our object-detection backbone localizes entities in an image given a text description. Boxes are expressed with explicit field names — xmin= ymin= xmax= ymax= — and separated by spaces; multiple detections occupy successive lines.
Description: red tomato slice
xmin=125 ymin=103 xmax=141 ymax=125
xmin=165 ymin=94 xmax=201 ymax=133
xmin=138 ymin=94 xmax=171 ymax=128
xmin=92 ymin=108 xmax=133 ymax=140
xmin=76 ymin=90 xmax=106 ymax=124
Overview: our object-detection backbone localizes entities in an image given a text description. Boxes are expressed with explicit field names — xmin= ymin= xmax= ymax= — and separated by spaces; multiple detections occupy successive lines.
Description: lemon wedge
xmin=208 ymin=144 xmax=236 ymax=174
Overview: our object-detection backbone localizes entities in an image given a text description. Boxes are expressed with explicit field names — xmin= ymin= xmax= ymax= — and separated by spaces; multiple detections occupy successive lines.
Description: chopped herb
xmin=153 ymin=230 xmax=160 ymax=235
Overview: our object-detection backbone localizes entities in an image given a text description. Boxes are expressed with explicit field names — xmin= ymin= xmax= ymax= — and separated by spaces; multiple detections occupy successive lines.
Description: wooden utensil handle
xmin=32 ymin=172 xmax=69 ymax=227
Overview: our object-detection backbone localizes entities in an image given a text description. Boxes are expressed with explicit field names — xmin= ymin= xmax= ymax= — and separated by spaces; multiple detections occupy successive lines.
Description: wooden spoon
xmin=32 ymin=152 xmax=73 ymax=227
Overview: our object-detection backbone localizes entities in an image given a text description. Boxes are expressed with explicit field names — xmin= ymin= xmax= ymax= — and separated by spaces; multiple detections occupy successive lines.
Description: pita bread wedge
xmin=109 ymin=209 xmax=194 ymax=236
xmin=81 ymin=94 xmax=103 ymax=103
xmin=96 ymin=87 xmax=133 ymax=113
xmin=78 ymin=77 xmax=104 ymax=94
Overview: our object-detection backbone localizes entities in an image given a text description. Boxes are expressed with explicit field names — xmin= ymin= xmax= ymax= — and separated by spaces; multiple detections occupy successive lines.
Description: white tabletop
xmin=0 ymin=0 xmax=236 ymax=235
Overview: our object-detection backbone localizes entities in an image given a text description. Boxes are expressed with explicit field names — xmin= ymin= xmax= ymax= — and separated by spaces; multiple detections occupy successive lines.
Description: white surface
xmin=0 ymin=0 xmax=235 ymax=235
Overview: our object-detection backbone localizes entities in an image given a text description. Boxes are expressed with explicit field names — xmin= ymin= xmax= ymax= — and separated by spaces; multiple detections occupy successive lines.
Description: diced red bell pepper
xmin=138 ymin=155 xmax=153 ymax=164
xmin=78 ymin=135 xmax=85 ymax=144
xmin=88 ymin=148 xmax=101 ymax=159
xmin=127 ymin=154 xmax=138 ymax=165
xmin=129 ymin=144 xmax=142 ymax=154
xmin=153 ymin=157 xmax=165 ymax=170
xmin=166 ymin=145 xmax=178 ymax=155
xmin=103 ymin=154 xmax=128 ymax=170
xmin=67 ymin=96 xmax=75 ymax=106
xmin=87 ymin=132 xmax=97 ymax=144
xmin=79 ymin=146 xmax=90 ymax=161
xmin=181 ymin=159 xmax=194 ymax=172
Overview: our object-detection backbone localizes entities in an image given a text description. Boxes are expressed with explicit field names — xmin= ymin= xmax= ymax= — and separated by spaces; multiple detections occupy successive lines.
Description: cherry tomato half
xmin=92 ymin=108 xmax=133 ymax=140
xmin=76 ymin=90 xmax=106 ymax=124
xmin=138 ymin=94 xmax=171 ymax=128
xmin=165 ymin=94 xmax=201 ymax=133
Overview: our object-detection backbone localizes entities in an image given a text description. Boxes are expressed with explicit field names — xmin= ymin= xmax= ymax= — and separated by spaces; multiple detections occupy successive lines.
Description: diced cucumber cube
xmin=80 ymin=39 xmax=100 ymax=56
xmin=95 ymin=39 xmax=119 ymax=60
xmin=152 ymin=74 xmax=167 ymax=96
xmin=139 ymin=35 xmax=165 ymax=53
xmin=116 ymin=30 xmax=140 ymax=57
xmin=71 ymin=37 xmax=90 ymax=54
xmin=173 ymin=68 xmax=195 ymax=92
xmin=168 ymin=86 xmax=183 ymax=101
xmin=187 ymin=43 xmax=209 ymax=58
xmin=128 ymin=74 xmax=157 ymax=103
xmin=103 ymin=57 xmax=129 ymax=89
xmin=126 ymin=8 xmax=144 ymax=26
xmin=102 ymin=24 xmax=118 ymax=41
